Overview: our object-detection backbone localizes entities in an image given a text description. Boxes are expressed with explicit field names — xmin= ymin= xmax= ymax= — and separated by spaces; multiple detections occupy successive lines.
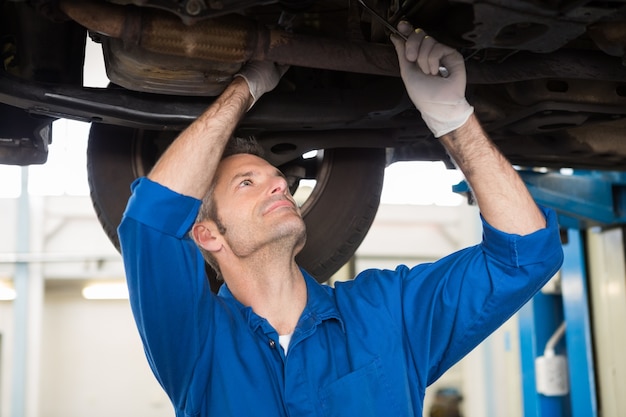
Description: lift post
xmin=560 ymin=230 xmax=597 ymax=417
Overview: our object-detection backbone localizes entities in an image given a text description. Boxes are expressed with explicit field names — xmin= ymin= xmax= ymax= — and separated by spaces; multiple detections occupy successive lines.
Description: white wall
xmin=0 ymin=301 xmax=14 ymax=417
xmin=39 ymin=291 xmax=171 ymax=417
xmin=586 ymin=227 xmax=626 ymax=415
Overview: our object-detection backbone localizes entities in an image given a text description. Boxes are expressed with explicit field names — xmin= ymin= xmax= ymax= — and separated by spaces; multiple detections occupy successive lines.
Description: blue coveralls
xmin=119 ymin=177 xmax=564 ymax=417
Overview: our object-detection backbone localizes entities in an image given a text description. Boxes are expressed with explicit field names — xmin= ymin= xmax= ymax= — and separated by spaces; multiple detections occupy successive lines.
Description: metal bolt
xmin=186 ymin=0 xmax=205 ymax=16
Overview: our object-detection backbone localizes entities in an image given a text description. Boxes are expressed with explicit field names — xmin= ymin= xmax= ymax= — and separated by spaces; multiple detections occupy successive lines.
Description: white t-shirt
xmin=279 ymin=333 xmax=293 ymax=355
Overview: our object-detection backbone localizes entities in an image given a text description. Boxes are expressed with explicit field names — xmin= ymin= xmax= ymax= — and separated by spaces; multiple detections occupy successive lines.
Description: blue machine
xmin=521 ymin=170 xmax=626 ymax=229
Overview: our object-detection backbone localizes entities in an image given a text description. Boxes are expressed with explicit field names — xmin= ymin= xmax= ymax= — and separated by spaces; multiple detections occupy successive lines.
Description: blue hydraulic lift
xmin=518 ymin=169 xmax=626 ymax=417
xmin=456 ymin=169 xmax=626 ymax=417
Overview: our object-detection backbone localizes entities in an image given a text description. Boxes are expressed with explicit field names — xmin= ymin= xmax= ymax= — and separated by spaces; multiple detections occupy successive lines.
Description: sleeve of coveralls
xmin=401 ymin=206 xmax=563 ymax=385
xmin=117 ymin=177 xmax=216 ymax=407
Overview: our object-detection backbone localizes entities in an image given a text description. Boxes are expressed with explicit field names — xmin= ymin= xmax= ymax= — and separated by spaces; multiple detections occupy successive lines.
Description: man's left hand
xmin=390 ymin=22 xmax=473 ymax=137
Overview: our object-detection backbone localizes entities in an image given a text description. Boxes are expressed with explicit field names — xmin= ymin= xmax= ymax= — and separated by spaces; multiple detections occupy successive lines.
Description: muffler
xmin=58 ymin=0 xmax=400 ymax=77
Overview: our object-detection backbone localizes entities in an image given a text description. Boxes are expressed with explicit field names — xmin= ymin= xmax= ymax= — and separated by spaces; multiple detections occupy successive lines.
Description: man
xmin=119 ymin=22 xmax=563 ymax=416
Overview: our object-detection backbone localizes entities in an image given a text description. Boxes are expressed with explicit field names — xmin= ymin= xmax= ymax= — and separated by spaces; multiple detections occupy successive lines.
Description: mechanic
xmin=118 ymin=22 xmax=564 ymax=417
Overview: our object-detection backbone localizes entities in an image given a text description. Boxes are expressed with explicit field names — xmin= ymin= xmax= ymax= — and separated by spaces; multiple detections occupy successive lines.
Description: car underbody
xmin=2 ymin=0 xmax=626 ymax=282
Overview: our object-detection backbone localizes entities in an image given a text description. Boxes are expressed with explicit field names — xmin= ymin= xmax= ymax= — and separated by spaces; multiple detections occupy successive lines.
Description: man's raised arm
xmin=391 ymin=23 xmax=545 ymax=235
xmin=148 ymin=62 xmax=286 ymax=199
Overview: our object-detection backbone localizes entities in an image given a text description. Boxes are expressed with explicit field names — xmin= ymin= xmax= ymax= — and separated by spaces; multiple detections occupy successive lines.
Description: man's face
xmin=210 ymin=153 xmax=306 ymax=258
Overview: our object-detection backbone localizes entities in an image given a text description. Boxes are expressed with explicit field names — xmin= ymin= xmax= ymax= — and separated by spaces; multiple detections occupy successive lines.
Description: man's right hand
xmin=234 ymin=61 xmax=289 ymax=109
xmin=390 ymin=22 xmax=473 ymax=138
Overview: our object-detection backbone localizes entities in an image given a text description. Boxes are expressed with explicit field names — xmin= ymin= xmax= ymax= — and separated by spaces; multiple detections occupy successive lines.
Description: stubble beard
xmin=222 ymin=214 xmax=307 ymax=260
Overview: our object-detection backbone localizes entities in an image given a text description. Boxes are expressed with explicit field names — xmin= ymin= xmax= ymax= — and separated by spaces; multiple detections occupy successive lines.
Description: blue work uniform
xmin=119 ymin=177 xmax=564 ymax=417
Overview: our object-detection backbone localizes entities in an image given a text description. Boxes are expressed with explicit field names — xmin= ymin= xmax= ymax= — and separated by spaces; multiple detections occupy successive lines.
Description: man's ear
xmin=192 ymin=221 xmax=223 ymax=253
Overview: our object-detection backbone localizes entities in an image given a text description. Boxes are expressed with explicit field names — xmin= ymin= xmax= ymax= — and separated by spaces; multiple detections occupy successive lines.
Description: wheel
xmin=87 ymin=124 xmax=385 ymax=286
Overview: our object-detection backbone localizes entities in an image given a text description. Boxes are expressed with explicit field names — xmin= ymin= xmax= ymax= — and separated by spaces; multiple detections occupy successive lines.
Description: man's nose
xmin=269 ymin=175 xmax=289 ymax=194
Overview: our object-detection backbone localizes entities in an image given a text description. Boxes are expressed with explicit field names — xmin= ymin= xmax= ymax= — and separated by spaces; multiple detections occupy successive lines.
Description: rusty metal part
xmin=255 ymin=30 xmax=399 ymax=76
xmin=59 ymin=0 xmax=128 ymax=39
xmin=102 ymin=37 xmax=241 ymax=95
xmin=588 ymin=21 xmax=626 ymax=62
xmin=140 ymin=13 xmax=257 ymax=62
xmin=58 ymin=0 xmax=401 ymax=77
xmin=59 ymin=0 xmax=257 ymax=62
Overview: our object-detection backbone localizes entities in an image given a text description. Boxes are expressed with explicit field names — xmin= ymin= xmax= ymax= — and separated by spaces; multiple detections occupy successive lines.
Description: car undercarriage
xmin=2 ymin=0 xmax=626 ymax=282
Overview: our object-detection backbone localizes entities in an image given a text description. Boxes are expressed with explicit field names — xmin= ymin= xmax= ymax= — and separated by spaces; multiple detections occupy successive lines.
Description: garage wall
xmin=0 ymin=302 xmax=14 ymax=417
xmin=0 ymin=198 xmax=17 ymax=417
xmin=39 ymin=292 xmax=171 ymax=417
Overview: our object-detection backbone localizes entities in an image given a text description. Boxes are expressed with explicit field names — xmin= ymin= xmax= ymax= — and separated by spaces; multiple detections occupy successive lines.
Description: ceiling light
xmin=82 ymin=282 xmax=128 ymax=300
xmin=0 ymin=283 xmax=16 ymax=301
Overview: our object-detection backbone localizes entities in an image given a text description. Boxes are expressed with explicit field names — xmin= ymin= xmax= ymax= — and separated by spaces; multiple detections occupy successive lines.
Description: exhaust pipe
xmin=58 ymin=0 xmax=626 ymax=85
xmin=58 ymin=0 xmax=401 ymax=77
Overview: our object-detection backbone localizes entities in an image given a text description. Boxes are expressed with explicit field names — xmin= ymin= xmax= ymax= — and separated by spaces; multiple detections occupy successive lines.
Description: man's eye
xmin=239 ymin=179 xmax=253 ymax=187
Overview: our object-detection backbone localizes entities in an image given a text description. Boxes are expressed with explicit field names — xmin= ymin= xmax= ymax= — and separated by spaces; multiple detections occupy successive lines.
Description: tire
xmin=87 ymin=124 xmax=385 ymax=286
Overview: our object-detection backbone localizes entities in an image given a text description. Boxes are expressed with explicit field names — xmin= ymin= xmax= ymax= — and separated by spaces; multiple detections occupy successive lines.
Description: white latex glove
xmin=390 ymin=22 xmax=474 ymax=137
xmin=234 ymin=61 xmax=289 ymax=110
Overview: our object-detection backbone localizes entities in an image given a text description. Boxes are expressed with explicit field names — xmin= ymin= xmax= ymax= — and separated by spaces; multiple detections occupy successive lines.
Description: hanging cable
xmin=544 ymin=321 xmax=567 ymax=357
